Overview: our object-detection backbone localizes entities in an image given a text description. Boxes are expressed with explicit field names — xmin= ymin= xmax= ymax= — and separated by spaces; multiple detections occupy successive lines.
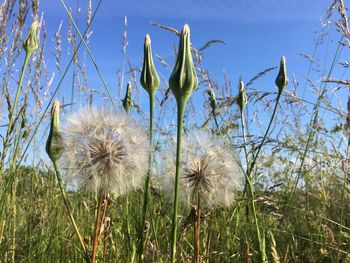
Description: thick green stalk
xmin=139 ymin=93 xmax=155 ymax=262
xmin=170 ymin=96 xmax=187 ymax=263
xmin=52 ymin=161 xmax=89 ymax=262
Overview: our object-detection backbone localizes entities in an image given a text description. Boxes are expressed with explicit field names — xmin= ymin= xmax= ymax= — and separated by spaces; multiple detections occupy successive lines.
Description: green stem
xmin=194 ymin=191 xmax=201 ymax=263
xmin=244 ymin=91 xmax=283 ymax=262
xmin=52 ymin=161 xmax=89 ymax=262
xmin=170 ymin=96 xmax=187 ymax=263
xmin=0 ymin=52 xmax=29 ymax=177
xmin=240 ymin=111 xmax=249 ymax=179
xmin=139 ymin=93 xmax=155 ymax=262
xmin=247 ymin=92 xmax=282 ymax=177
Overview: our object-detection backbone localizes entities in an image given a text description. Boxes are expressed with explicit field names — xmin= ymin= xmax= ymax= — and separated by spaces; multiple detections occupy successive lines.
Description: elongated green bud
xmin=46 ymin=100 xmax=64 ymax=162
xmin=140 ymin=34 xmax=160 ymax=96
xmin=23 ymin=21 xmax=39 ymax=55
xmin=169 ymin=24 xmax=198 ymax=102
xmin=237 ymin=79 xmax=247 ymax=112
xmin=122 ymin=81 xmax=134 ymax=113
xmin=275 ymin=56 xmax=288 ymax=95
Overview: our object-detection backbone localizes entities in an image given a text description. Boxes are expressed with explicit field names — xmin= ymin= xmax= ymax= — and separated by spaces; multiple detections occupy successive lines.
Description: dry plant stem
xmin=52 ymin=161 xmax=89 ymax=261
xmin=139 ymin=93 xmax=155 ymax=262
xmin=171 ymin=97 xmax=187 ymax=263
xmin=194 ymin=192 xmax=201 ymax=263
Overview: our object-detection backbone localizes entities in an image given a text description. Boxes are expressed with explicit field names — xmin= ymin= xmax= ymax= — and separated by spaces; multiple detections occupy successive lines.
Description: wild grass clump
xmin=1 ymin=0 xmax=350 ymax=262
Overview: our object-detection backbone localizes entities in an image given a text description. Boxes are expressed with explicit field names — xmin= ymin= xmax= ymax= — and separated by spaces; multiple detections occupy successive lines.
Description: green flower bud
xmin=140 ymin=34 xmax=160 ymax=96
xmin=169 ymin=24 xmax=198 ymax=102
xmin=275 ymin=56 xmax=288 ymax=94
xmin=46 ymin=100 xmax=64 ymax=162
xmin=237 ymin=79 xmax=247 ymax=112
xmin=122 ymin=82 xmax=134 ymax=113
xmin=23 ymin=21 xmax=39 ymax=55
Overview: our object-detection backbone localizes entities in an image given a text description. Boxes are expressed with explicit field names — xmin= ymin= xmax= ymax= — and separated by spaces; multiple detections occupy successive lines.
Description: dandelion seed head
xmin=61 ymin=107 xmax=148 ymax=196
xmin=161 ymin=130 xmax=244 ymax=209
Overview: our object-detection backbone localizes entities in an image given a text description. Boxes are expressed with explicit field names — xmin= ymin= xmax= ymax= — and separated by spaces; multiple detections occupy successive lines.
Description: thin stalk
xmin=139 ymin=93 xmax=155 ymax=262
xmin=244 ymin=91 xmax=283 ymax=262
xmin=103 ymin=217 xmax=111 ymax=263
xmin=0 ymin=52 xmax=29 ymax=176
xmin=247 ymin=92 xmax=282 ymax=177
xmin=52 ymin=161 xmax=89 ymax=262
xmin=170 ymin=97 xmax=187 ymax=263
xmin=205 ymin=217 xmax=211 ymax=263
xmin=193 ymin=192 xmax=201 ymax=263
xmin=91 ymin=193 xmax=103 ymax=263
xmin=60 ymin=0 xmax=117 ymax=110
xmin=240 ymin=110 xmax=249 ymax=195
xmin=126 ymin=195 xmax=136 ymax=262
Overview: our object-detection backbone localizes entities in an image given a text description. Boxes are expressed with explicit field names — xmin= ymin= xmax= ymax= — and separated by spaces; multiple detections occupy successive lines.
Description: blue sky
xmin=31 ymin=1 xmax=348 ymax=130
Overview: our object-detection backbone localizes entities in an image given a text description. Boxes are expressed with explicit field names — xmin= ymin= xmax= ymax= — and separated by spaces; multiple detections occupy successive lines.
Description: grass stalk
xmin=52 ymin=161 xmax=89 ymax=262
xmin=193 ymin=191 xmax=201 ymax=263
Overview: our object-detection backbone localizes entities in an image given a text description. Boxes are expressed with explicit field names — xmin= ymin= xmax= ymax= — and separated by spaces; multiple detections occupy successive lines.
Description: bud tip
xmin=145 ymin=34 xmax=151 ymax=45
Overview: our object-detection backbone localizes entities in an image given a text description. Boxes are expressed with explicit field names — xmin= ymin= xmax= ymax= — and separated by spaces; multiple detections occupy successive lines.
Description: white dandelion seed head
xmin=161 ymin=130 xmax=244 ymax=209
xmin=61 ymin=107 xmax=149 ymax=196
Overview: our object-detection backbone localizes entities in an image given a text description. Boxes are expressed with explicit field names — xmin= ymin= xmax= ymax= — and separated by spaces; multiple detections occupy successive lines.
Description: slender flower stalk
xmin=243 ymin=56 xmax=288 ymax=262
xmin=168 ymin=24 xmax=198 ymax=263
xmin=45 ymin=100 xmax=89 ymax=261
xmin=0 ymin=21 xmax=39 ymax=176
xmin=139 ymin=33 xmax=160 ymax=262
xmin=122 ymin=84 xmax=136 ymax=262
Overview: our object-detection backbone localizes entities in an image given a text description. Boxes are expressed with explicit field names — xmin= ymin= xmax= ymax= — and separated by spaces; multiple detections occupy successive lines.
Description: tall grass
xmin=0 ymin=0 xmax=350 ymax=262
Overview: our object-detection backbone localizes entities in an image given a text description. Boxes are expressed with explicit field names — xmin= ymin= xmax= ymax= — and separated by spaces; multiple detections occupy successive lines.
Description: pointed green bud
xmin=140 ymin=34 xmax=160 ymax=96
xmin=46 ymin=100 xmax=64 ymax=162
xmin=122 ymin=82 xmax=134 ymax=113
xmin=237 ymin=79 xmax=247 ymax=112
xmin=275 ymin=56 xmax=288 ymax=95
xmin=169 ymin=24 xmax=198 ymax=102
xmin=23 ymin=21 xmax=39 ymax=55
